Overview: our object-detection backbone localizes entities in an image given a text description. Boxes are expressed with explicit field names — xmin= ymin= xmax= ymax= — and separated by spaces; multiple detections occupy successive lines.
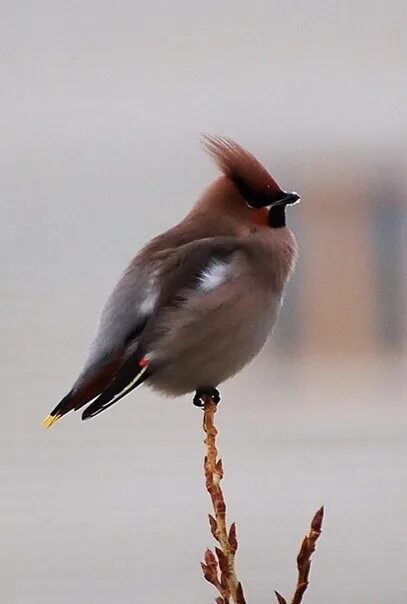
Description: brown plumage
xmin=202 ymin=135 xmax=282 ymax=201
xmin=42 ymin=136 xmax=300 ymax=427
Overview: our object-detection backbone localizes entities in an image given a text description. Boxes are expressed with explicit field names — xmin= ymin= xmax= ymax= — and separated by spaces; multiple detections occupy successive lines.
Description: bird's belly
xmin=148 ymin=299 xmax=280 ymax=396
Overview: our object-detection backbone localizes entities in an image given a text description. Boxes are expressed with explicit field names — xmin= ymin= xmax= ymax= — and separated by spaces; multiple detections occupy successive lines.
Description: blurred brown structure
xmin=273 ymin=155 xmax=407 ymax=357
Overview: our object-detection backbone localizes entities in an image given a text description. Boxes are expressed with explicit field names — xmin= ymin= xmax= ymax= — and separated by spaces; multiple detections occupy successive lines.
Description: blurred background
xmin=2 ymin=1 xmax=406 ymax=602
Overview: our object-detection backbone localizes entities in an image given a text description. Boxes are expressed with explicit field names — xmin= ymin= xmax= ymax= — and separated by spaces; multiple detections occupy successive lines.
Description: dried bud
xmin=274 ymin=591 xmax=288 ymax=604
xmin=236 ymin=582 xmax=247 ymax=604
xmin=204 ymin=548 xmax=217 ymax=566
xmin=228 ymin=523 xmax=238 ymax=553
xmin=311 ymin=506 xmax=324 ymax=533
xmin=201 ymin=562 xmax=217 ymax=586
xmin=215 ymin=547 xmax=229 ymax=574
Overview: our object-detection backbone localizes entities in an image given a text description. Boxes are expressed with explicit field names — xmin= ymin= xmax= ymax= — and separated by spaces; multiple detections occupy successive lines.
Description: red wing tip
xmin=139 ymin=356 xmax=150 ymax=368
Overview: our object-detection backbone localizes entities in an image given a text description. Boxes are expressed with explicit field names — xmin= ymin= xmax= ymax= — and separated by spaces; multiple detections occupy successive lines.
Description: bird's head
xmin=201 ymin=135 xmax=300 ymax=230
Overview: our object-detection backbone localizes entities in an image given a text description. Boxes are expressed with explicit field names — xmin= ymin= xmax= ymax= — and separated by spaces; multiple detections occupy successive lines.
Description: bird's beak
xmin=269 ymin=191 xmax=301 ymax=208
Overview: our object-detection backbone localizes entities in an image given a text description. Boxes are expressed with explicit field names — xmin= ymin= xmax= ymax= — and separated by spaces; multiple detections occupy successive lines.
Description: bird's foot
xmin=193 ymin=387 xmax=220 ymax=408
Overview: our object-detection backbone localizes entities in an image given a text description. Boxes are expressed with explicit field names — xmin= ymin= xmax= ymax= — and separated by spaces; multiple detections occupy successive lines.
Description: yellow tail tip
xmin=41 ymin=414 xmax=61 ymax=429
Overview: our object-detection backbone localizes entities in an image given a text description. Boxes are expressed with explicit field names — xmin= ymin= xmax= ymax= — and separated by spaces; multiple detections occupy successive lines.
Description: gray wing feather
xmin=77 ymin=237 xmax=245 ymax=388
xmin=75 ymin=262 xmax=155 ymax=387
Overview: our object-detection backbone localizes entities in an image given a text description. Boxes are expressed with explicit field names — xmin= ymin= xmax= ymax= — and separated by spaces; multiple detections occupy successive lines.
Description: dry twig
xmin=274 ymin=507 xmax=324 ymax=604
xmin=199 ymin=395 xmax=323 ymax=604
xmin=200 ymin=395 xmax=247 ymax=604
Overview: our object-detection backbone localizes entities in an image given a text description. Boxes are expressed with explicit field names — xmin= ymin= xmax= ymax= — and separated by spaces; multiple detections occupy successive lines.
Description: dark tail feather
xmin=81 ymin=355 xmax=151 ymax=421
xmin=42 ymin=355 xmax=123 ymax=428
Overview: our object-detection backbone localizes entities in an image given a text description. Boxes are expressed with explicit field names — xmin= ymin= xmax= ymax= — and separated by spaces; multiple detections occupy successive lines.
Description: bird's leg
xmin=193 ymin=387 xmax=220 ymax=407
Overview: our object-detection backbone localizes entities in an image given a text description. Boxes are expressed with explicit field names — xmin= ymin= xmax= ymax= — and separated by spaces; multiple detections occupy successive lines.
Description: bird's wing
xmin=153 ymin=236 xmax=243 ymax=306
xmin=44 ymin=237 xmax=244 ymax=426
xmin=43 ymin=260 xmax=161 ymax=426
xmin=80 ymin=236 xmax=247 ymax=420
xmin=43 ymin=317 xmax=149 ymax=427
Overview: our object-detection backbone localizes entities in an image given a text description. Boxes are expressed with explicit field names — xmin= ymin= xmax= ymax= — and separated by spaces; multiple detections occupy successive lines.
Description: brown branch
xmin=199 ymin=395 xmax=323 ymax=604
xmin=274 ymin=507 xmax=324 ymax=604
xmin=200 ymin=396 xmax=247 ymax=604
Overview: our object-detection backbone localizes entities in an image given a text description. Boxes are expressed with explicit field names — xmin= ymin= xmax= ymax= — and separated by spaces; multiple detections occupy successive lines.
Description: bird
xmin=42 ymin=135 xmax=300 ymax=427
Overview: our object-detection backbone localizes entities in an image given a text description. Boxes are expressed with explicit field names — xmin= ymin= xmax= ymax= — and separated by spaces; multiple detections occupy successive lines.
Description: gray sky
xmin=2 ymin=1 xmax=406 ymax=148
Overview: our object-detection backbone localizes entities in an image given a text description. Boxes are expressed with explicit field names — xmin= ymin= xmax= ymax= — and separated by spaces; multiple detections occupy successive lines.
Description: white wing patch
xmin=198 ymin=259 xmax=230 ymax=292
xmin=139 ymin=289 xmax=157 ymax=315
xmin=139 ymin=278 xmax=158 ymax=315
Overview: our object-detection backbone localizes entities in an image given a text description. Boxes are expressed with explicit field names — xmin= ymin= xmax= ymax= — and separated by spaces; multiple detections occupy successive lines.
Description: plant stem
xmin=200 ymin=396 xmax=247 ymax=604
xmin=275 ymin=507 xmax=324 ymax=604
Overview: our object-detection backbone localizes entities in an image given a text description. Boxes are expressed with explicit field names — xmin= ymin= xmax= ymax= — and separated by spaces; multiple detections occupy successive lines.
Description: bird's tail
xmin=202 ymin=135 xmax=285 ymax=207
xmin=42 ymin=390 xmax=76 ymax=428
xmin=80 ymin=355 xmax=151 ymax=421
xmin=42 ymin=355 xmax=124 ymax=428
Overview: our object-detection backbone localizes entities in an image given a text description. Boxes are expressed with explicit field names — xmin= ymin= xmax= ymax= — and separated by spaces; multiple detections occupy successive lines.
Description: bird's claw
xmin=193 ymin=388 xmax=220 ymax=408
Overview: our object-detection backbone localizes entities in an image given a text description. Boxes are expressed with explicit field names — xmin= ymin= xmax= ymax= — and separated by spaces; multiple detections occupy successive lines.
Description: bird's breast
xmin=147 ymin=289 xmax=282 ymax=396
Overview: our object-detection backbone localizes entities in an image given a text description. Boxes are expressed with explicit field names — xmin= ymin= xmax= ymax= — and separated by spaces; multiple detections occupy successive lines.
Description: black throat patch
xmin=268 ymin=206 xmax=286 ymax=228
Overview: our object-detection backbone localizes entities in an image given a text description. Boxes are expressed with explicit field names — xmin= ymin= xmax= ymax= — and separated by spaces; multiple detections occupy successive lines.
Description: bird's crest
xmin=202 ymin=135 xmax=283 ymax=205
